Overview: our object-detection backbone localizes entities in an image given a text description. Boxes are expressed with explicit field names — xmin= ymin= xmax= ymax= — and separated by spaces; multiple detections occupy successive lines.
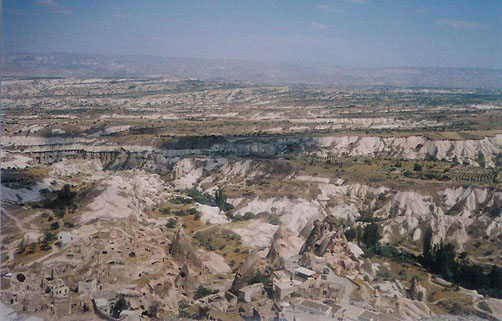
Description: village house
xmin=252 ymin=303 xmax=277 ymax=321
xmin=273 ymin=270 xmax=291 ymax=280
xmin=46 ymin=278 xmax=69 ymax=298
xmin=358 ymin=311 xmax=400 ymax=321
xmin=296 ymin=299 xmax=332 ymax=316
xmin=358 ymin=311 xmax=380 ymax=321
xmin=273 ymin=279 xmax=303 ymax=300
xmin=57 ymin=231 xmax=74 ymax=243
xmin=279 ymin=300 xmax=336 ymax=321
xmin=198 ymin=292 xmax=231 ymax=312
xmin=51 ymin=297 xmax=72 ymax=317
xmin=94 ymin=297 xmax=110 ymax=315
xmin=238 ymin=283 xmax=264 ymax=303
xmin=120 ymin=309 xmax=140 ymax=321
xmin=295 ymin=267 xmax=316 ymax=280
xmin=77 ymin=278 xmax=97 ymax=296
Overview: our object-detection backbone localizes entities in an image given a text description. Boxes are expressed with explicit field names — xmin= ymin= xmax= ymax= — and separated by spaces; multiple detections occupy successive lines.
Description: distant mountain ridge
xmin=2 ymin=52 xmax=502 ymax=89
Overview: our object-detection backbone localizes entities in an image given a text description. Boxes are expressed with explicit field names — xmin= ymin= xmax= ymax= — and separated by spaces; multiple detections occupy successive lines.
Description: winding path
xmin=1 ymin=208 xmax=25 ymax=233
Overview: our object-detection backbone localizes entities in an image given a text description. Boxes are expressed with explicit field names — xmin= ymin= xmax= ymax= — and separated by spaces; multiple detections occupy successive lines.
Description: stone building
xmin=46 ymin=278 xmax=69 ymax=298
xmin=77 ymin=278 xmax=97 ymax=296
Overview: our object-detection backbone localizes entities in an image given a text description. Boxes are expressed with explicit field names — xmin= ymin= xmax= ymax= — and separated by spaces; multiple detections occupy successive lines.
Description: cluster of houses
xmin=0 ymin=225 xmax=144 ymax=320
xmin=226 ymin=258 xmax=400 ymax=321
xmin=194 ymin=262 xmax=345 ymax=321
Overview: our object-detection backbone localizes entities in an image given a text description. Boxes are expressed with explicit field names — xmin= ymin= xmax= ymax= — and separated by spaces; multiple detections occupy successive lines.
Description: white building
xmin=296 ymin=299 xmax=332 ymax=316
xmin=358 ymin=311 xmax=400 ymax=321
xmin=77 ymin=279 xmax=97 ymax=296
xmin=295 ymin=267 xmax=315 ymax=280
xmin=94 ymin=298 xmax=109 ymax=315
xmin=121 ymin=310 xmax=140 ymax=321
xmin=47 ymin=279 xmax=69 ymax=298
xmin=238 ymin=283 xmax=264 ymax=303
xmin=273 ymin=279 xmax=303 ymax=300
xmin=57 ymin=231 xmax=74 ymax=243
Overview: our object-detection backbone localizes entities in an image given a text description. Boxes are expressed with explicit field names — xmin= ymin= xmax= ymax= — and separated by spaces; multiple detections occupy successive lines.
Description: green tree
xmin=44 ymin=230 xmax=57 ymax=242
xmin=243 ymin=212 xmax=256 ymax=220
xmin=344 ymin=228 xmax=356 ymax=242
xmin=363 ymin=223 xmax=380 ymax=248
xmin=432 ymin=241 xmax=457 ymax=280
xmin=489 ymin=265 xmax=502 ymax=290
xmin=477 ymin=151 xmax=486 ymax=168
xmin=166 ymin=218 xmax=177 ymax=228
xmin=111 ymin=296 xmax=128 ymax=319
xmin=214 ymin=187 xmax=228 ymax=211
xmin=422 ymin=226 xmax=433 ymax=260
xmin=194 ymin=286 xmax=217 ymax=299
xmin=248 ymin=272 xmax=268 ymax=285
xmin=356 ymin=225 xmax=363 ymax=246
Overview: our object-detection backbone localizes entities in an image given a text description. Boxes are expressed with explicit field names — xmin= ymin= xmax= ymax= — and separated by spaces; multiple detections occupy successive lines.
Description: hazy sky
xmin=3 ymin=0 xmax=502 ymax=69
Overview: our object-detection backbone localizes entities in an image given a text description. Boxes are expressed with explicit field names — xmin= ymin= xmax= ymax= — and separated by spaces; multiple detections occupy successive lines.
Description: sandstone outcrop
xmin=266 ymin=225 xmax=302 ymax=263
xmin=299 ymin=220 xmax=360 ymax=275
xmin=231 ymin=251 xmax=263 ymax=292
xmin=170 ymin=228 xmax=203 ymax=270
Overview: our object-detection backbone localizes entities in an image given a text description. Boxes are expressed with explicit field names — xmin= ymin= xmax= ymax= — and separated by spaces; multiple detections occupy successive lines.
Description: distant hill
xmin=2 ymin=53 xmax=502 ymax=89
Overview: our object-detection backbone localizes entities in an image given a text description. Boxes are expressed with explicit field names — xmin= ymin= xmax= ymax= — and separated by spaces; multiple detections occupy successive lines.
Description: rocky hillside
xmin=4 ymin=134 xmax=502 ymax=168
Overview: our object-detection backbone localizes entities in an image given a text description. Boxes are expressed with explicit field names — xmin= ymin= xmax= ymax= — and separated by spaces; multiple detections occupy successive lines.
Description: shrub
xmin=44 ymin=230 xmax=57 ymax=242
xmin=194 ymin=286 xmax=217 ymax=300
xmin=186 ymin=208 xmax=195 ymax=214
xmin=43 ymin=184 xmax=77 ymax=211
xmin=248 ymin=272 xmax=268 ymax=285
xmin=344 ymin=228 xmax=356 ymax=241
xmin=268 ymin=215 xmax=280 ymax=225
xmin=185 ymin=189 xmax=214 ymax=205
xmin=243 ymin=212 xmax=256 ymax=220
xmin=169 ymin=196 xmax=194 ymax=205
xmin=111 ymin=296 xmax=128 ymax=319
xmin=54 ymin=208 xmax=65 ymax=218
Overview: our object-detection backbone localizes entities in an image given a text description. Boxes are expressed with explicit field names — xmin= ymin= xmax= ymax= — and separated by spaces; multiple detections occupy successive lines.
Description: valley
xmin=1 ymin=78 xmax=502 ymax=321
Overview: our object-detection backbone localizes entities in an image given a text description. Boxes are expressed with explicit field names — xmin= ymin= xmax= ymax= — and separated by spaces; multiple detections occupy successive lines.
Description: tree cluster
xmin=42 ymin=184 xmax=77 ymax=218
xmin=421 ymin=226 xmax=502 ymax=298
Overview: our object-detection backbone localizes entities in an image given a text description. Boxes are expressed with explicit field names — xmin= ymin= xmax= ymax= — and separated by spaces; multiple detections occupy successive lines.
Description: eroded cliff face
xmin=309 ymin=135 xmax=502 ymax=168
xmin=5 ymin=144 xmax=501 ymax=254
xmin=4 ymin=131 xmax=502 ymax=263
xmin=163 ymin=156 xmax=502 ymax=254
xmin=6 ymin=134 xmax=502 ymax=168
